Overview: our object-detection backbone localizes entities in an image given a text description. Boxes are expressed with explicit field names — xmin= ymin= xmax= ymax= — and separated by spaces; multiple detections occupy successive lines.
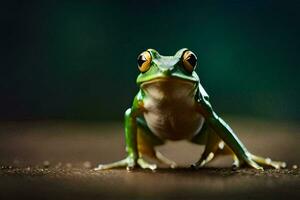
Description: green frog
xmin=95 ymin=48 xmax=286 ymax=171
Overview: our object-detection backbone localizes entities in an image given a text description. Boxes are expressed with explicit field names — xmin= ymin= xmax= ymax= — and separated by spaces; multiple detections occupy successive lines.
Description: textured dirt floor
xmin=0 ymin=118 xmax=299 ymax=200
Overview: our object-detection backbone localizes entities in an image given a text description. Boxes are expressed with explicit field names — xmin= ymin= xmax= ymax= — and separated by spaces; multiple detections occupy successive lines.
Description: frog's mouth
xmin=137 ymin=71 xmax=199 ymax=86
xmin=140 ymin=75 xmax=197 ymax=87
xmin=140 ymin=77 xmax=197 ymax=98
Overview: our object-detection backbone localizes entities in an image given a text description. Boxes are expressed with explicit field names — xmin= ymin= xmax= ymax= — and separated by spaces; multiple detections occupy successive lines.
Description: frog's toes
xmin=191 ymin=152 xmax=215 ymax=169
xmin=170 ymin=163 xmax=177 ymax=169
xmin=155 ymin=151 xmax=177 ymax=168
xmin=231 ymin=155 xmax=241 ymax=169
xmin=251 ymin=154 xmax=287 ymax=169
xmin=94 ymin=157 xmax=135 ymax=171
xmin=245 ymin=158 xmax=264 ymax=170
xmin=137 ymin=158 xmax=157 ymax=171
xmin=265 ymin=159 xmax=286 ymax=169
xmin=280 ymin=161 xmax=287 ymax=168
xmin=191 ymin=159 xmax=208 ymax=169
xmin=94 ymin=164 xmax=105 ymax=170
xmin=190 ymin=164 xmax=201 ymax=170
xmin=94 ymin=159 xmax=127 ymax=170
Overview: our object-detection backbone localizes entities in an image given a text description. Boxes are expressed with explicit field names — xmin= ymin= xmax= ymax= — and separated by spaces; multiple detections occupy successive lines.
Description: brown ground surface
xmin=0 ymin=118 xmax=299 ymax=200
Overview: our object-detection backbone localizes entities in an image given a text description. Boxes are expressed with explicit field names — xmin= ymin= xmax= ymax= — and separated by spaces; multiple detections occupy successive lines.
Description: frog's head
xmin=136 ymin=48 xmax=199 ymax=86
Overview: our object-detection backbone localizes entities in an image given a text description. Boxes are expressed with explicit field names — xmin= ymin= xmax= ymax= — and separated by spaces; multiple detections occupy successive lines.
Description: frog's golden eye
xmin=137 ymin=51 xmax=152 ymax=72
xmin=182 ymin=50 xmax=197 ymax=73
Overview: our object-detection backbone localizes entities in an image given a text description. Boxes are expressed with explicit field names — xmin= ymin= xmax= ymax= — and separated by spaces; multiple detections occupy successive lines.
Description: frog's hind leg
xmin=191 ymin=123 xmax=239 ymax=168
xmin=194 ymin=137 xmax=286 ymax=169
xmin=137 ymin=118 xmax=177 ymax=168
xmin=191 ymin=124 xmax=286 ymax=169
xmin=197 ymin=133 xmax=286 ymax=169
xmin=214 ymin=146 xmax=286 ymax=169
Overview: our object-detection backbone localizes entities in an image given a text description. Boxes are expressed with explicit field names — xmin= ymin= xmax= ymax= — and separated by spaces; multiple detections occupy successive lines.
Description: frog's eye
xmin=137 ymin=51 xmax=152 ymax=72
xmin=182 ymin=50 xmax=197 ymax=73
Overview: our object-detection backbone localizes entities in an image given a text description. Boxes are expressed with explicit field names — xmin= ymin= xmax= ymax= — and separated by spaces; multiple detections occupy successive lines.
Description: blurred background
xmin=1 ymin=0 xmax=299 ymax=122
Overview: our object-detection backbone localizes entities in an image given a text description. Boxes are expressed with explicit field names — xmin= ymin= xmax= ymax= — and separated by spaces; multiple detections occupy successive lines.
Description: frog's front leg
xmin=94 ymin=108 xmax=138 ymax=171
xmin=95 ymin=96 xmax=170 ymax=171
xmin=95 ymin=108 xmax=156 ymax=171
xmin=196 ymin=94 xmax=286 ymax=170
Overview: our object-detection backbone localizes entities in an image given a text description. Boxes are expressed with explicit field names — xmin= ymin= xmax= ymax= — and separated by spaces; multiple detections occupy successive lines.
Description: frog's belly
xmin=143 ymin=106 xmax=204 ymax=140
xmin=142 ymin=79 xmax=204 ymax=140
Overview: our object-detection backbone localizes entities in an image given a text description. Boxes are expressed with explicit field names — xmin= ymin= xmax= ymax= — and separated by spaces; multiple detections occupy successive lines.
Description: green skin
xmin=95 ymin=48 xmax=286 ymax=171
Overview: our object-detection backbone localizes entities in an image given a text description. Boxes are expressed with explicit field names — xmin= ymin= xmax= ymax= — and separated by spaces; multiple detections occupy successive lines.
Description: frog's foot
xmin=232 ymin=154 xmax=241 ymax=169
xmin=94 ymin=156 xmax=136 ymax=171
xmin=137 ymin=157 xmax=157 ymax=171
xmin=191 ymin=152 xmax=215 ymax=169
xmin=250 ymin=154 xmax=286 ymax=169
xmin=155 ymin=151 xmax=177 ymax=168
xmin=239 ymin=155 xmax=263 ymax=170
xmin=94 ymin=156 xmax=157 ymax=171
xmin=237 ymin=153 xmax=286 ymax=170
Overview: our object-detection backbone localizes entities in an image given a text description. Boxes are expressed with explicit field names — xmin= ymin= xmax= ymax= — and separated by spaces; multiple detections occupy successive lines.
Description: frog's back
xmin=141 ymin=78 xmax=204 ymax=140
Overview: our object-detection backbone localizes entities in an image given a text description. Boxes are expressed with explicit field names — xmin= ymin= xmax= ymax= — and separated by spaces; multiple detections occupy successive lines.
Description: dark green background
xmin=1 ymin=0 xmax=299 ymax=121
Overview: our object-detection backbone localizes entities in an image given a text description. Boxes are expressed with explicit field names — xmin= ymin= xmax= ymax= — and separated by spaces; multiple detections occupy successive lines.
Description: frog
xmin=95 ymin=48 xmax=286 ymax=171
